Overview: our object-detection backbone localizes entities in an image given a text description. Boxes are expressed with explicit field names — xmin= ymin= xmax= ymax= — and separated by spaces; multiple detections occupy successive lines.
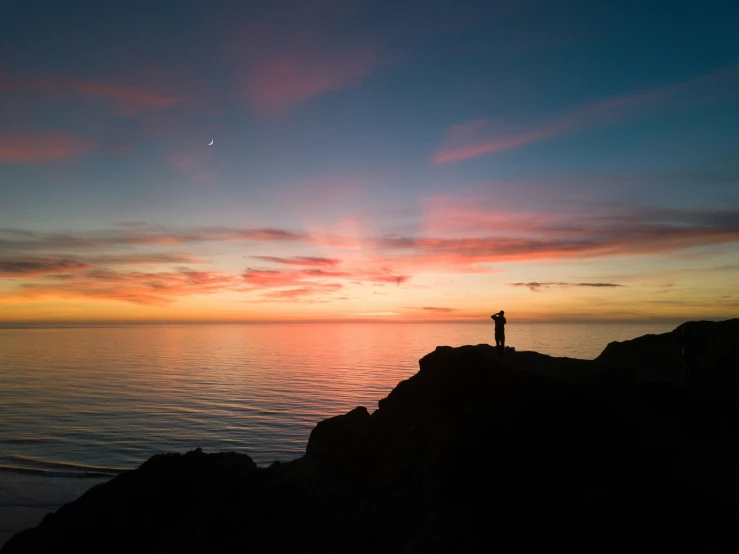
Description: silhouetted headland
xmin=3 ymin=319 xmax=739 ymax=553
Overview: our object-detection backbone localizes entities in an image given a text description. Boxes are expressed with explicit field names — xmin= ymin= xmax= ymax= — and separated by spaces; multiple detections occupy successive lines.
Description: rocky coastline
xmin=3 ymin=319 xmax=739 ymax=553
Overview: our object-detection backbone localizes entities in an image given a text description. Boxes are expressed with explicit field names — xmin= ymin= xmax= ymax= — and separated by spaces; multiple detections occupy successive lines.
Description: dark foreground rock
xmin=4 ymin=319 xmax=739 ymax=553
xmin=596 ymin=319 xmax=739 ymax=395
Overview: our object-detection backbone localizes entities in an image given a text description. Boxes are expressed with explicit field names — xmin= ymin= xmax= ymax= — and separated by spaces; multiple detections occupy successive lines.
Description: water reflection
xmin=0 ymin=322 xmax=674 ymax=469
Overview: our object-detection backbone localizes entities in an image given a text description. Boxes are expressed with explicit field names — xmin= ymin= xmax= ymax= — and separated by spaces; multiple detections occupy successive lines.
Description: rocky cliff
xmin=596 ymin=318 xmax=739 ymax=395
xmin=3 ymin=320 xmax=739 ymax=553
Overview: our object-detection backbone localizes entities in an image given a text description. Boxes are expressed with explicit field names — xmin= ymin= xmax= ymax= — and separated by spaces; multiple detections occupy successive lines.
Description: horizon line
xmin=0 ymin=317 xmax=733 ymax=329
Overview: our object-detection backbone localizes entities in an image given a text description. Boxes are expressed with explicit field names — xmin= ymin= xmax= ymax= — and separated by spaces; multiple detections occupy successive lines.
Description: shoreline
xmin=4 ymin=320 xmax=739 ymax=552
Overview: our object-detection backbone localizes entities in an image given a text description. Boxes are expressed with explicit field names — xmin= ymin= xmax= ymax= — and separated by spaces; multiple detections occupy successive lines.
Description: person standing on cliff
xmin=491 ymin=311 xmax=506 ymax=356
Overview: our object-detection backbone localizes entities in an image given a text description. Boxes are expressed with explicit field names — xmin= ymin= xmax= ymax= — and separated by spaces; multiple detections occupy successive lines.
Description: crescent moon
xmin=208 ymin=139 xmax=214 ymax=146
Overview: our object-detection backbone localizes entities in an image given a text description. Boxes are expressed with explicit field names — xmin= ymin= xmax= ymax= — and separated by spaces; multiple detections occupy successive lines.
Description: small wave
xmin=0 ymin=455 xmax=128 ymax=479
xmin=0 ymin=438 xmax=60 ymax=446
xmin=0 ymin=465 xmax=118 ymax=479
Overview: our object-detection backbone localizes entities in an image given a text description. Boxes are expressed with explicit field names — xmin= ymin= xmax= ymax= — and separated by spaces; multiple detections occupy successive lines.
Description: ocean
xmin=0 ymin=321 xmax=676 ymax=545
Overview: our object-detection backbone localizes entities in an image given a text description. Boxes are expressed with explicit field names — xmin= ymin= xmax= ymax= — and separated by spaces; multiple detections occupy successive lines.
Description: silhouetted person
xmin=491 ymin=311 xmax=506 ymax=356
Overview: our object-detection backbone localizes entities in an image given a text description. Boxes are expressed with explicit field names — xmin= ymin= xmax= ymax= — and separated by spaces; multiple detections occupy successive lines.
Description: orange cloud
xmin=2 ymin=204 xmax=737 ymax=309
xmin=0 ymin=132 xmax=93 ymax=163
xmin=10 ymin=268 xmax=241 ymax=306
xmin=434 ymin=64 xmax=739 ymax=164
xmin=240 ymin=266 xmax=350 ymax=302
xmin=241 ymin=266 xmax=407 ymax=291
xmin=261 ymin=283 xmax=344 ymax=299
xmin=242 ymin=269 xmax=310 ymax=288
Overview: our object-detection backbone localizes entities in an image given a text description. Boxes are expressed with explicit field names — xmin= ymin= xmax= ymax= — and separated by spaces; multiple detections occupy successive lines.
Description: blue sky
xmin=0 ymin=0 xmax=738 ymax=322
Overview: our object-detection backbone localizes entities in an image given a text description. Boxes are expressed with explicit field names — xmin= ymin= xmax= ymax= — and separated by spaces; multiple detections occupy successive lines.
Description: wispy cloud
xmin=0 ymin=226 xmax=307 ymax=252
xmin=510 ymin=282 xmax=624 ymax=292
xmin=370 ymin=272 xmax=410 ymax=285
xmin=0 ymin=132 xmax=94 ymax=163
xmin=406 ymin=306 xmax=456 ymax=313
xmin=1 ymin=203 xmax=737 ymax=308
xmin=433 ymin=64 xmax=739 ymax=164
xmin=0 ymin=257 xmax=91 ymax=277
xmin=375 ymin=205 xmax=739 ymax=267
xmin=0 ymin=70 xmax=184 ymax=115
xmin=71 ymin=81 xmax=182 ymax=115
xmin=434 ymin=123 xmax=552 ymax=165
xmin=1 ymin=260 xmax=357 ymax=306
xmin=242 ymin=50 xmax=377 ymax=115
xmin=242 ymin=266 xmax=408 ymax=291
xmin=261 ymin=283 xmax=344 ymax=299
xmin=7 ymin=268 xmax=242 ymax=306
xmin=81 ymin=254 xmax=204 ymax=265
xmin=0 ymin=253 xmax=201 ymax=273
xmin=234 ymin=6 xmax=379 ymax=115
xmin=1 ymin=262 xmax=407 ymax=305
xmin=242 ymin=268 xmax=315 ymax=288
xmin=252 ymin=256 xmax=341 ymax=267
xmin=165 ymin=144 xmax=221 ymax=185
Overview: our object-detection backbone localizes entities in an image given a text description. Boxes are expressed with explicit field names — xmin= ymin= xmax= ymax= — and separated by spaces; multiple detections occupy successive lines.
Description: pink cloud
xmin=420 ymin=195 xmax=552 ymax=237
xmin=434 ymin=124 xmax=553 ymax=165
xmin=242 ymin=269 xmax=308 ymax=288
xmin=167 ymin=151 xmax=203 ymax=173
xmin=242 ymin=50 xmax=376 ymax=115
xmin=166 ymin=143 xmax=221 ymax=186
xmin=233 ymin=7 xmax=379 ymax=116
xmin=373 ymin=206 xmax=739 ymax=267
xmin=72 ymin=81 xmax=182 ymax=115
xmin=0 ymin=132 xmax=94 ymax=163
xmin=241 ymin=265 xmax=409 ymax=295
xmin=0 ymin=70 xmax=184 ymax=115
xmin=305 ymin=215 xmax=366 ymax=250
xmin=3 ymin=203 xmax=738 ymax=306
xmin=434 ymin=64 xmax=739 ymax=164
xmin=241 ymin=267 xmax=349 ymax=301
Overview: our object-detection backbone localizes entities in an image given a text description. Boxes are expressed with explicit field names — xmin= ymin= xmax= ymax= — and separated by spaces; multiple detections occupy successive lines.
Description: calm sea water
xmin=0 ymin=322 xmax=675 ymax=543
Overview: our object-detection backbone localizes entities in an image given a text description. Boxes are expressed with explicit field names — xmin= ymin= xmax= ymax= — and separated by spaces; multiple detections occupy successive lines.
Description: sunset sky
xmin=1 ymin=0 xmax=738 ymax=323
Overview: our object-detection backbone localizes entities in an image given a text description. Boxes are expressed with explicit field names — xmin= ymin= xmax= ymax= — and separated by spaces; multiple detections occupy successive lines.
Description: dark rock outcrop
xmin=4 ymin=320 xmax=739 ymax=553
xmin=2 ymin=450 xmax=259 ymax=553
xmin=596 ymin=319 xmax=739 ymax=396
